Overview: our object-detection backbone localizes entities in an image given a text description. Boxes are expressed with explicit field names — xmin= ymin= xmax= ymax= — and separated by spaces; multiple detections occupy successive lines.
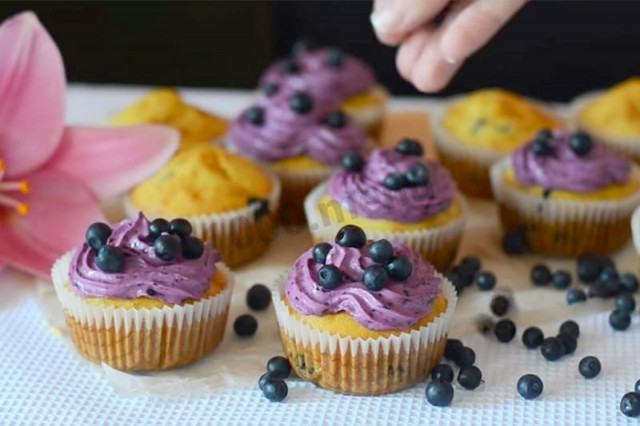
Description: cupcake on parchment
xmin=125 ymin=144 xmax=280 ymax=267
xmin=228 ymin=88 xmax=368 ymax=225
xmin=304 ymin=139 xmax=466 ymax=272
xmin=572 ymin=78 xmax=640 ymax=162
xmin=259 ymin=42 xmax=388 ymax=139
xmin=431 ymin=88 xmax=562 ymax=199
xmin=271 ymin=225 xmax=457 ymax=395
xmin=491 ymin=130 xmax=640 ymax=257
xmin=52 ymin=213 xmax=233 ymax=371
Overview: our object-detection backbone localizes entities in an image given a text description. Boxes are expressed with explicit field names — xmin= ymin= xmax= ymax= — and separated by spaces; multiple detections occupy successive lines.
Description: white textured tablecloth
xmin=1 ymin=84 xmax=639 ymax=425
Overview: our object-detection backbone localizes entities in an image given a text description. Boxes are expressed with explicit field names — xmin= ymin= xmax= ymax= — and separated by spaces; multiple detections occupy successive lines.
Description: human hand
xmin=370 ymin=0 xmax=528 ymax=92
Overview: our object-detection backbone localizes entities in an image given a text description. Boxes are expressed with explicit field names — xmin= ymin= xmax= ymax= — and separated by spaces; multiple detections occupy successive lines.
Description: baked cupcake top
xmin=512 ymin=130 xmax=631 ymax=192
xmin=327 ymin=140 xmax=456 ymax=223
xmin=229 ymin=90 xmax=367 ymax=165
xmin=579 ymin=78 xmax=640 ymax=138
xmin=286 ymin=225 xmax=441 ymax=331
xmin=442 ymin=88 xmax=561 ymax=150
xmin=130 ymin=144 xmax=273 ymax=217
xmin=70 ymin=214 xmax=220 ymax=304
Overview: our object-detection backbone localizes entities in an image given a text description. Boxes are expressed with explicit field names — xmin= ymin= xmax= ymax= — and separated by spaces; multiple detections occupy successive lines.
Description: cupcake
xmin=490 ymin=130 xmax=640 ymax=257
xmin=259 ymin=42 xmax=388 ymax=139
xmin=431 ymin=88 xmax=562 ymax=198
xmin=52 ymin=213 xmax=233 ymax=371
xmin=125 ymin=144 xmax=280 ymax=267
xmin=228 ymin=89 xmax=368 ymax=225
xmin=271 ymin=225 xmax=457 ymax=395
xmin=112 ymin=88 xmax=228 ymax=152
xmin=572 ymin=78 xmax=640 ymax=162
xmin=304 ymin=140 xmax=466 ymax=272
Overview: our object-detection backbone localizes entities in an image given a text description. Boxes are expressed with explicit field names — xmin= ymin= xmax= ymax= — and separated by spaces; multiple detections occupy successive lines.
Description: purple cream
xmin=69 ymin=213 xmax=221 ymax=304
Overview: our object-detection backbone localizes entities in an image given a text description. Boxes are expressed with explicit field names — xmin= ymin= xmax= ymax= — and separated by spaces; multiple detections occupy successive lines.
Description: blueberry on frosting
xmin=279 ymin=59 xmax=300 ymax=75
xmin=335 ymin=225 xmax=366 ymax=249
xmin=396 ymin=138 xmax=424 ymax=156
xmin=95 ymin=245 xmax=124 ymax=273
xmin=289 ymin=92 xmax=314 ymax=114
xmin=317 ymin=264 xmax=342 ymax=289
xmin=569 ymin=132 xmax=594 ymax=156
xmin=247 ymin=106 xmax=265 ymax=125
xmin=169 ymin=218 xmax=192 ymax=239
xmin=406 ymin=163 xmax=430 ymax=187
xmin=326 ymin=110 xmax=346 ymax=128
xmin=312 ymin=242 xmax=332 ymax=264
xmin=326 ymin=48 xmax=344 ymax=68
xmin=182 ymin=236 xmax=205 ymax=260
xmin=531 ymin=129 xmax=553 ymax=157
xmin=363 ymin=265 xmax=389 ymax=291
xmin=85 ymin=222 xmax=112 ymax=251
xmin=387 ymin=255 xmax=413 ymax=281
xmin=383 ymin=173 xmax=408 ymax=190
xmin=149 ymin=218 xmax=170 ymax=238
xmin=154 ymin=235 xmax=181 ymax=261
xmin=341 ymin=152 xmax=364 ymax=172
xmin=263 ymin=83 xmax=280 ymax=97
xmin=368 ymin=239 xmax=394 ymax=263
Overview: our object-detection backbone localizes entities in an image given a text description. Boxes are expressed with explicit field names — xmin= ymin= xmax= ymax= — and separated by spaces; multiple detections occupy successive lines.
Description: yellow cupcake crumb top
xmin=130 ymin=144 xmax=273 ymax=217
xmin=580 ymin=78 xmax=640 ymax=138
xmin=112 ymin=88 xmax=228 ymax=151
xmin=442 ymin=89 xmax=561 ymax=150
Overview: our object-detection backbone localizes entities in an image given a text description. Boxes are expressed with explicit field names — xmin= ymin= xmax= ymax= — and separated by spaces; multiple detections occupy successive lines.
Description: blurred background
xmin=2 ymin=1 xmax=639 ymax=101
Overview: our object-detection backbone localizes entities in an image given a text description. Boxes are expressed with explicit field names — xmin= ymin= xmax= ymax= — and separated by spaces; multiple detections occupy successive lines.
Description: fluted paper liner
xmin=490 ymin=157 xmax=640 ymax=256
xmin=52 ymin=252 xmax=234 ymax=371
xmin=271 ymin=273 xmax=456 ymax=395
xmin=304 ymin=181 xmax=467 ymax=272
xmin=125 ymin=166 xmax=281 ymax=267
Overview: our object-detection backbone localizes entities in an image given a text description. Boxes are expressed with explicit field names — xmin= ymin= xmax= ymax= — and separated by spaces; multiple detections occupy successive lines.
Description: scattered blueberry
xmin=494 ymin=319 xmax=517 ymax=343
xmin=461 ymin=257 xmax=482 ymax=275
xmin=569 ymin=132 xmax=594 ymax=157
xmin=279 ymin=59 xmax=299 ymax=74
xmin=490 ymin=295 xmax=510 ymax=317
xmin=552 ymin=270 xmax=572 ymax=290
xmin=535 ymin=129 xmax=552 ymax=142
xmin=86 ymin=222 xmax=112 ymax=251
xmin=95 ymin=245 xmax=124 ymax=273
xmin=616 ymin=293 xmax=636 ymax=313
xmin=317 ymin=265 xmax=342 ymax=289
xmin=609 ymin=309 xmax=631 ymax=331
xmin=396 ymin=138 xmax=424 ymax=156
xmin=559 ymin=320 xmax=580 ymax=339
xmin=588 ymin=281 xmax=613 ymax=299
xmin=246 ymin=106 xmax=265 ymax=125
xmin=182 ymin=236 xmax=204 ymax=259
xmin=532 ymin=138 xmax=552 ymax=157
xmin=154 ymin=235 xmax=182 ymax=261
xmin=368 ymin=239 xmax=394 ymax=263
xmin=636 ymin=380 xmax=640 ymax=394
xmin=326 ymin=110 xmax=346 ymax=128
xmin=540 ymin=337 xmax=564 ymax=361
xmin=335 ymin=225 xmax=366 ymax=249
xmin=578 ymin=356 xmax=601 ymax=379
xmin=599 ymin=266 xmax=619 ymax=284
xmin=577 ymin=253 xmax=602 ymax=283
xmin=451 ymin=264 xmax=476 ymax=288
xmin=234 ymin=314 xmax=258 ymax=337
xmin=476 ymin=272 xmax=496 ymax=291
xmin=557 ymin=333 xmax=577 ymax=355
xmin=567 ymin=289 xmax=587 ymax=305
xmin=431 ymin=364 xmax=454 ymax=383
xmin=517 ymin=374 xmax=544 ymax=400
xmin=502 ymin=229 xmax=527 ymax=255
xmin=246 ymin=284 xmax=272 ymax=311
xmin=383 ymin=173 xmax=408 ymax=190
xmin=444 ymin=338 xmax=463 ymax=361
xmin=289 ymin=92 xmax=314 ymax=114
xmin=326 ymin=48 xmax=344 ymax=68
xmin=363 ymin=265 xmax=390 ymax=291
xmin=458 ymin=366 xmax=483 ymax=390
xmin=522 ymin=327 xmax=544 ymax=349
xmin=312 ymin=242 xmax=332 ymax=264
xmin=262 ymin=376 xmax=288 ymax=402
xmin=266 ymin=356 xmax=292 ymax=378
xmin=405 ymin=163 xmax=430 ymax=187
xmin=263 ymin=83 xmax=279 ymax=97
xmin=341 ymin=152 xmax=365 ymax=172
xmin=531 ymin=264 xmax=552 ymax=286
xmin=425 ymin=380 xmax=454 ymax=407
xmin=620 ymin=273 xmax=639 ymax=293
xmin=386 ymin=256 xmax=413 ymax=281
xmin=621 ymin=392 xmax=640 ymax=418
xmin=259 ymin=372 xmax=272 ymax=390
xmin=455 ymin=347 xmax=476 ymax=368
xmin=149 ymin=218 xmax=170 ymax=238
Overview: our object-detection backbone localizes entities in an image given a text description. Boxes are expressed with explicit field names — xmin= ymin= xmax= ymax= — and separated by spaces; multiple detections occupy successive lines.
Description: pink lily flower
xmin=0 ymin=12 xmax=179 ymax=278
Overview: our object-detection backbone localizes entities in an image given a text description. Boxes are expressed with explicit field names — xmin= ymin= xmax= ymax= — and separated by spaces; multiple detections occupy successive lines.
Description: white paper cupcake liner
xmin=631 ymin=207 xmax=640 ymax=254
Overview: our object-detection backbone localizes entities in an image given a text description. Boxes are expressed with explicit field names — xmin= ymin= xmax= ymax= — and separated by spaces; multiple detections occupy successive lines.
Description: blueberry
xmin=451 ymin=264 xmax=476 ymax=288
xmin=444 ymin=338 xmax=463 ymax=361
xmin=494 ymin=319 xmax=516 ymax=343
xmin=86 ymin=222 xmax=112 ymax=251
xmin=292 ymin=39 xmax=317 ymax=55
xmin=455 ymin=347 xmax=476 ymax=368
xmin=326 ymin=48 xmax=344 ymax=68
xmin=616 ymin=293 xmax=636 ymax=313
xmin=535 ymin=129 xmax=553 ymax=142
xmin=599 ymin=266 xmax=619 ymax=284
xmin=246 ymin=284 xmax=272 ymax=311
xmin=234 ymin=314 xmax=258 ymax=337
xmin=289 ymin=92 xmax=314 ymax=114
xmin=182 ymin=236 xmax=204 ymax=259
xmin=335 ymin=225 xmax=367 ymax=249
xmin=266 ymin=356 xmax=292 ymax=378
xmin=588 ymin=281 xmax=613 ymax=299
xmin=577 ymin=253 xmax=602 ymax=283
xmin=279 ymin=59 xmax=299 ymax=75
xmin=154 ymin=235 xmax=182 ymax=261
xmin=502 ymin=229 xmax=527 ymax=255
xmin=517 ymin=374 xmax=544 ymax=400
xmin=262 ymin=377 xmax=288 ymax=402
xmin=383 ymin=173 xmax=408 ymax=190
xmin=341 ymin=152 xmax=364 ymax=172
xmin=326 ymin=110 xmax=346 ymax=128
xmin=95 ymin=245 xmax=124 ymax=273
xmin=149 ymin=218 xmax=171 ymax=238
xmin=259 ymin=372 xmax=272 ymax=390
xmin=569 ymin=132 xmax=594 ymax=156
xmin=490 ymin=295 xmax=510 ymax=317
xmin=609 ymin=309 xmax=631 ymax=331
xmin=621 ymin=392 xmax=640 ymax=418
xmin=531 ymin=139 xmax=552 ymax=157
xmin=431 ymin=364 xmax=454 ymax=383
xmin=557 ymin=333 xmax=577 ymax=355
xmin=620 ymin=273 xmax=639 ymax=293
xmin=552 ymin=270 xmax=572 ymax=290
xmin=636 ymin=380 xmax=640 ymax=394
xmin=368 ymin=239 xmax=394 ymax=263
xmin=363 ymin=265 xmax=389 ymax=291
xmin=476 ymin=271 xmax=496 ymax=291
xmin=458 ymin=366 xmax=483 ymax=390
xmin=317 ymin=265 xmax=342 ymax=289
xmin=248 ymin=197 xmax=269 ymax=220
xmin=405 ymin=163 xmax=430 ymax=187
xmin=395 ymin=138 xmax=424 ymax=156
xmin=425 ymin=380 xmax=454 ymax=407
xmin=263 ymin=83 xmax=279 ymax=97
xmin=461 ymin=257 xmax=482 ymax=274
xmin=567 ymin=288 xmax=587 ymax=305
xmin=578 ymin=356 xmax=601 ymax=379
xmin=312 ymin=242 xmax=332 ymax=264
xmin=169 ymin=218 xmax=192 ymax=239
xmin=522 ymin=326 xmax=544 ymax=349
xmin=540 ymin=337 xmax=564 ymax=361
xmin=559 ymin=320 xmax=580 ymax=339
xmin=531 ymin=264 xmax=552 ymax=286
xmin=449 ymin=271 xmax=466 ymax=295
xmin=604 ymin=278 xmax=623 ymax=297
xmin=386 ymin=256 xmax=413 ymax=281
xmin=246 ymin=106 xmax=264 ymax=125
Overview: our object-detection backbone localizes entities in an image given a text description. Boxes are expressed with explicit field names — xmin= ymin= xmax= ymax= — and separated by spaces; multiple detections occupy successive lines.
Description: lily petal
xmin=47 ymin=125 xmax=179 ymax=200
xmin=0 ymin=169 xmax=104 ymax=278
xmin=0 ymin=11 xmax=66 ymax=178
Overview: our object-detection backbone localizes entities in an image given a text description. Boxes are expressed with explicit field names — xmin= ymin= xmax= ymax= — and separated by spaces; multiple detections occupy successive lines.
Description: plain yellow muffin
xmin=274 ymin=156 xmax=327 ymax=171
xmin=112 ymin=88 xmax=228 ymax=151
xmin=130 ymin=144 xmax=273 ymax=217
xmin=580 ymin=78 xmax=640 ymax=138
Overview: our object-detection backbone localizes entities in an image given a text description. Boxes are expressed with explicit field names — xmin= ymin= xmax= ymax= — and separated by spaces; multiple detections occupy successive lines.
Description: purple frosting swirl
xmin=69 ymin=213 xmax=221 ymax=304
xmin=328 ymin=149 xmax=457 ymax=222
xmin=285 ymin=241 xmax=442 ymax=331
xmin=512 ymin=131 xmax=631 ymax=192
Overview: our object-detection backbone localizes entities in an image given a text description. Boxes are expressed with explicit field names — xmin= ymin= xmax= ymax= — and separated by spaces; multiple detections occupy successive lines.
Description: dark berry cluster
xmin=85 ymin=222 xmax=123 ymax=273
xmin=258 ymin=356 xmax=292 ymax=402
xmin=147 ymin=218 xmax=205 ymax=262
xmin=531 ymin=129 xmax=594 ymax=158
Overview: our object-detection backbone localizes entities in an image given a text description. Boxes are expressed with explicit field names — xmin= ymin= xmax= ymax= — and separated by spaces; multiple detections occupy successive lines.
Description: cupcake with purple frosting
xmin=271 ymin=225 xmax=457 ymax=395
xmin=52 ymin=213 xmax=233 ymax=371
xmin=304 ymin=139 xmax=466 ymax=272
xmin=491 ymin=130 xmax=640 ymax=256
xmin=229 ymin=87 xmax=369 ymax=224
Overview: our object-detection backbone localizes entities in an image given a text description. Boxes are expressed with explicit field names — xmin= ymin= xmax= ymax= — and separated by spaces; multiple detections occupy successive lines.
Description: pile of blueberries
xmin=259 ymin=356 xmax=292 ymax=402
